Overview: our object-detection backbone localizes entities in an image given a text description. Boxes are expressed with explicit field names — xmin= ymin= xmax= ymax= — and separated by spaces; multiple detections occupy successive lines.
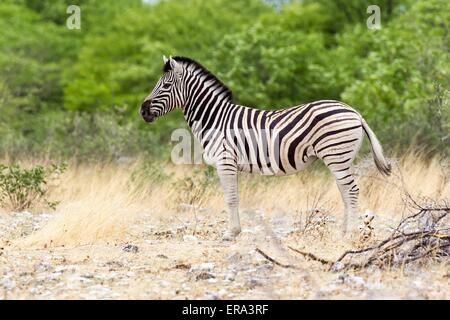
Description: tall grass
xmin=14 ymin=152 xmax=449 ymax=248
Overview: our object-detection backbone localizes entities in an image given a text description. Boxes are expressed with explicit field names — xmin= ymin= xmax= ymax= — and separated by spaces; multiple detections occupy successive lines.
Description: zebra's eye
xmin=162 ymin=83 xmax=172 ymax=89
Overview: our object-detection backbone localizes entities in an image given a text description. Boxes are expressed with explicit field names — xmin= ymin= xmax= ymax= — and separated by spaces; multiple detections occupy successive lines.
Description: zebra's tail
xmin=361 ymin=118 xmax=391 ymax=176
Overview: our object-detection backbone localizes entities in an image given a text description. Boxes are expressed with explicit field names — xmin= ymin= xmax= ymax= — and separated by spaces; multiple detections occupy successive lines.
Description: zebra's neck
xmin=182 ymin=79 xmax=238 ymax=134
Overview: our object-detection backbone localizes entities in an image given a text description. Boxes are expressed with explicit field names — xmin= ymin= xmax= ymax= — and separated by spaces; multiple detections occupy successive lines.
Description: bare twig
xmin=255 ymin=248 xmax=298 ymax=269
xmin=287 ymin=246 xmax=333 ymax=266
xmin=289 ymin=202 xmax=449 ymax=271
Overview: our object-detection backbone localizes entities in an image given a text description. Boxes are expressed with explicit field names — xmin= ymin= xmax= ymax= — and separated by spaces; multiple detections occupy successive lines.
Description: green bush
xmin=0 ymin=162 xmax=67 ymax=211
xmin=0 ymin=0 xmax=448 ymax=160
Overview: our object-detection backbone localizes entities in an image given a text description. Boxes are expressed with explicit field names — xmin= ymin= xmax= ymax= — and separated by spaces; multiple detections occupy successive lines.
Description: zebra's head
xmin=140 ymin=56 xmax=185 ymax=123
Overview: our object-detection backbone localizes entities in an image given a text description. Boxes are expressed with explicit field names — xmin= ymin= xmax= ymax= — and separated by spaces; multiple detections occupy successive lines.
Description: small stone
xmin=246 ymin=278 xmax=264 ymax=289
xmin=350 ymin=276 xmax=365 ymax=287
xmin=178 ymin=203 xmax=204 ymax=212
xmin=34 ymin=262 xmax=53 ymax=273
xmin=227 ymin=252 xmax=242 ymax=264
xmin=257 ymin=263 xmax=274 ymax=271
xmin=183 ymin=235 xmax=198 ymax=242
xmin=336 ymin=273 xmax=366 ymax=289
xmin=218 ymin=289 xmax=228 ymax=296
xmin=174 ymin=262 xmax=191 ymax=270
xmin=225 ymin=272 xmax=236 ymax=282
xmin=330 ymin=261 xmax=344 ymax=272
xmin=122 ymin=244 xmax=139 ymax=253
xmin=105 ymin=261 xmax=124 ymax=268
xmin=190 ymin=262 xmax=215 ymax=272
xmin=0 ymin=278 xmax=16 ymax=290
xmin=202 ymin=291 xmax=219 ymax=300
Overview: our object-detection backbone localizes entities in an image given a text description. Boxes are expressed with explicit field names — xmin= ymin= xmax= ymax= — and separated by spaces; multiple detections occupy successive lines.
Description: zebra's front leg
xmin=217 ymin=165 xmax=241 ymax=241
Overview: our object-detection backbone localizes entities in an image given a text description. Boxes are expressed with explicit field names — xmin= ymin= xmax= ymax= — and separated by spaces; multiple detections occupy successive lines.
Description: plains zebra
xmin=140 ymin=56 xmax=391 ymax=240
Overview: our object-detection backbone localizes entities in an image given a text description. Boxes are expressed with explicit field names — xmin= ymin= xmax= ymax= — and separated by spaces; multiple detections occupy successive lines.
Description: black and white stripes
xmin=140 ymin=56 xmax=391 ymax=239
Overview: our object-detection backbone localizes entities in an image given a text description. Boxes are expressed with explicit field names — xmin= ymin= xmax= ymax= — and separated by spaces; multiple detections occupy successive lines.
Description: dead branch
xmin=287 ymin=246 xmax=333 ymax=266
xmin=289 ymin=201 xmax=450 ymax=271
xmin=255 ymin=248 xmax=298 ymax=269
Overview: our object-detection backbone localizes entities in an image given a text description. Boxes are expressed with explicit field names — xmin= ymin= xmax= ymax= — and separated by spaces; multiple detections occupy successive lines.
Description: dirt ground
xmin=1 ymin=207 xmax=448 ymax=299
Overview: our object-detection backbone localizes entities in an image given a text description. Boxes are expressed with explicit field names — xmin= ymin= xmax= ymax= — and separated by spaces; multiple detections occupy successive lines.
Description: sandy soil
xmin=1 ymin=206 xmax=448 ymax=299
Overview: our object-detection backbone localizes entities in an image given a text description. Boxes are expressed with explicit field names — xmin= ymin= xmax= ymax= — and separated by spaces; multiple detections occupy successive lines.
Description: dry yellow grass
xmin=15 ymin=162 xmax=167 ymax=247
xmin=15 ymin=152 xmax=449 ymax=247
xmin=1 ymin=152 xmax=449 ymax=299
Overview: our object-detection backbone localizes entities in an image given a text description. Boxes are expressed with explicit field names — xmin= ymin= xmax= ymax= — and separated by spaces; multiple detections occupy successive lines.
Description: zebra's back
xmin=227 ymin=100 xmax=364 ymax=176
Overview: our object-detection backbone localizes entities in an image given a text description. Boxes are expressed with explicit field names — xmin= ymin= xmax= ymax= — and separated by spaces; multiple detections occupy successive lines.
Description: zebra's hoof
xmin=222 ymin=229 xmax=241 ymax=241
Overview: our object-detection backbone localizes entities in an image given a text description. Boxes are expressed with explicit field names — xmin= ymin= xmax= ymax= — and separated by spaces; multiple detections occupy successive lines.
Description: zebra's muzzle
xmin=140 ymin=100 xmax=158 ymax=123
xmin=142 ymin=113 xmax=157 ymax=123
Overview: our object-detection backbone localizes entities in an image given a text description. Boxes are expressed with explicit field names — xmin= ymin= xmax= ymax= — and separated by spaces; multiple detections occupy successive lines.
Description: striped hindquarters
xmin=268 ymin=100 xmax=363 ymax=174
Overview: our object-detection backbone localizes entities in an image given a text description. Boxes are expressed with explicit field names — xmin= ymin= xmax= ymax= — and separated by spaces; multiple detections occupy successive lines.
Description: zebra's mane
xmin=163 ymin=56 xmax=233 ymax=102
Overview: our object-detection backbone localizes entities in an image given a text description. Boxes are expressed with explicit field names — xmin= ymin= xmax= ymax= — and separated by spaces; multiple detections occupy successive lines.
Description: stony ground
xmin=1 ymin=207 xmax=448 ymax=300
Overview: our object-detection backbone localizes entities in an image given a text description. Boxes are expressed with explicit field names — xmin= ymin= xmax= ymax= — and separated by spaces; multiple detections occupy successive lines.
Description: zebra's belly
xmin=236 ymin=151 xmax=315 ymax=176
xmin=224 ymin=132 xmax=315 ymax=176
xmin=237 ymin=164 xmax=310 ymax=176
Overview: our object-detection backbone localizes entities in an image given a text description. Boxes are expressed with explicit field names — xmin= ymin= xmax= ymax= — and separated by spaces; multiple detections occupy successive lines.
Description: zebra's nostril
xmin=140 ymin=100 xmax=152 ymax=116
xmin=140 ymin=100 xmax=157 ymax=123
xmin=141 ymin=99 xmax=152 ymax=109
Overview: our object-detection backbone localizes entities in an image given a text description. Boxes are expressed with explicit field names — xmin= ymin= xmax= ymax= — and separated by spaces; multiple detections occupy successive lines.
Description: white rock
xmin=159 ymin=280 xmax=171 ymax=287
xmin=96 ymin=272 xmax=117 ymax=280
xmin=202 ymin=291 xmax=219 ymax=300
xmin=351 ymin=276 xmax=366 ymax=287
xmin=0 ymin=278 xmax=16 ymax=290
xmin=330 ymin=262 xmax=345 ymax=272
xmin=337 ymin=273 xmax=366 ymax=288
xmin=68 ymin=275 xmax=94 ymax=284
xmin=241 ymin=225 xmax=264 ymax=234
xmin=218 ymin=289 xmax=228 ymax=296
xmin=190 ymin=262 xmax=215 ymax=272
xmin=183 ymin=235 xmax=198 ymax=242
xmin=225 ymin=272 xmax=236 ymax=282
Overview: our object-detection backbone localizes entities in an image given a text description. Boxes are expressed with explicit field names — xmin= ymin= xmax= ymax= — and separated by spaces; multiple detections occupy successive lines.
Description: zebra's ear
xmin=169 ymin=57 xmax=183 ymax=78
xmin=162 ymin=55 xmax=168 ymax=64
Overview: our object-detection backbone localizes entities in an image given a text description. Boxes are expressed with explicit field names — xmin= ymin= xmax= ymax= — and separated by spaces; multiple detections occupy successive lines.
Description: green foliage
xmin=211 ymin=23 xmax=328 ymax=107
xmin=0 ymin=162 xmax=67 ymax=211
xmin=0 ymin=0 xmax=448 ymax=160
xmin=0 ymin=3 xmax=67 ymax=113
xmin=62 ymin=0 xmax=271 ymax=114
xmin=335 ymin=0 xmax=450 ymax=149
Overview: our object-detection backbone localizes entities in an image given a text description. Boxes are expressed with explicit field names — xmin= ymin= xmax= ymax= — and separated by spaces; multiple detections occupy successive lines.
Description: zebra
xmin=140 ymin=56 xmax=391 ymax=240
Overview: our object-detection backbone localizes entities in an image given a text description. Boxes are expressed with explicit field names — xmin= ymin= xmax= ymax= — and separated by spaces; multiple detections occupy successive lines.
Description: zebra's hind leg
xmin=216 ymin=163 xmax=241 ymax=241
xmin=325 ymin=161 xmax=360 ymax=236
xmin=317 ymin=126 xmax=363 ymax=236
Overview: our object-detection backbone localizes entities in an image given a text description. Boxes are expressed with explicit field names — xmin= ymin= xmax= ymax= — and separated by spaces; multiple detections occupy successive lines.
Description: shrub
xmin=172 ymin=166 xmax=218 ymax=210
xmin=0 ymin=162 xmax=67 ymax=211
